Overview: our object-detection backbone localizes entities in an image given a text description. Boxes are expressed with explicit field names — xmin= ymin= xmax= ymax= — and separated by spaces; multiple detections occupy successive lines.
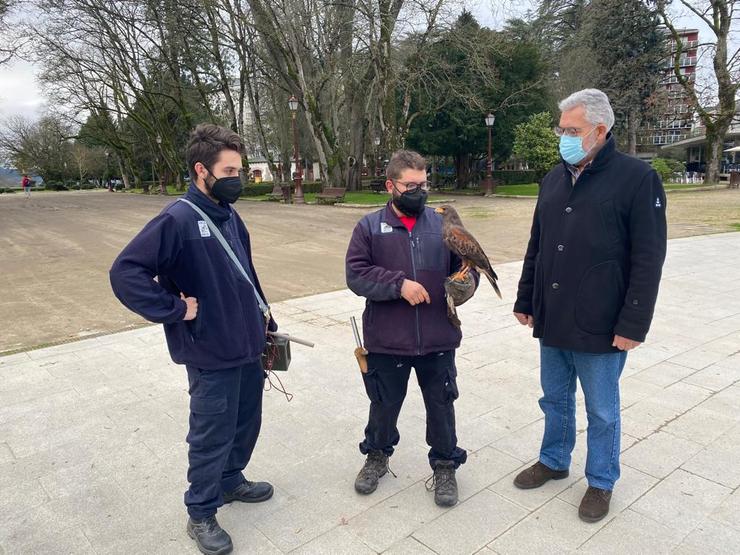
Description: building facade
xmin=639 ymin=28 xmax=699 ymax=157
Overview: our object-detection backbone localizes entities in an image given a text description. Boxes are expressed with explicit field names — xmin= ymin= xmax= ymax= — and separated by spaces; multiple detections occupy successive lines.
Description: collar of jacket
xmin=184 ymin=183 xmax=232 ymax=224
xmin=382 ymin=199 xmax=429 ymax=229
xmin=561 ymin=132 xmax=616 ymax=176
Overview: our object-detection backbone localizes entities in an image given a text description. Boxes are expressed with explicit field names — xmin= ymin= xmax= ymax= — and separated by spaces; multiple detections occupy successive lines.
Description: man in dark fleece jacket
xmin=110 ymin=124 xmax=275 ymax=555
xmin=512 ymin=89 xmax=667 ymax=524
xmin=346 ymin=150 xmax=478 ymax=508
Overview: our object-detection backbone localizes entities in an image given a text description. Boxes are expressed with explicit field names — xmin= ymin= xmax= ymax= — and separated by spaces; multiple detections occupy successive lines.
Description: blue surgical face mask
xmin=559 ymin=127 xmax=597 ymax=165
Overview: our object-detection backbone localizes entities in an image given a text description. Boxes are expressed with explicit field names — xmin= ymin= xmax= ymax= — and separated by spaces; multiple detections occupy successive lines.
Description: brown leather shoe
xmin=513 ymin=461 xmax=569 ymax=489
xmin=579 ymin=486 xmax=612 ymax=523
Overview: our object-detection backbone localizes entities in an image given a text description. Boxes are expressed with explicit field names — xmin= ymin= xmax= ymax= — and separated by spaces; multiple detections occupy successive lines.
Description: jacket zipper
xmin=409 ymin=231 xmax=422 ymax=355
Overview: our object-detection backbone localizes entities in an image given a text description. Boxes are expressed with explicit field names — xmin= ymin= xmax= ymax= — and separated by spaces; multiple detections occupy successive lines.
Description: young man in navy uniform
xmin=110 ymin=124 xmax=276 ymax=555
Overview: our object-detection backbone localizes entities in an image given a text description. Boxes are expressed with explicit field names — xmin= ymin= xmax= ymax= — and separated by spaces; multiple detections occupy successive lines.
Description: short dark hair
xmin=385 ymin=150 xmax=426 ymax=180
xmin=186 ymin=124 xmax=246 ymax=182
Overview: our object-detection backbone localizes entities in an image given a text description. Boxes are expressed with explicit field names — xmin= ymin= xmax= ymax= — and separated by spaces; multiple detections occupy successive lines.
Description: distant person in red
xmin=21 ymin=174 xmax=31 ymax=198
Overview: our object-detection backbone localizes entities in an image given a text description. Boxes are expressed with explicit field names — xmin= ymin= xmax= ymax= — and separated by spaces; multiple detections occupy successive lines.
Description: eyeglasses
xmin=393 ymin=180 xmax=430 ymax=192
xmin=554 ymin=126 xmax=596 ymax=138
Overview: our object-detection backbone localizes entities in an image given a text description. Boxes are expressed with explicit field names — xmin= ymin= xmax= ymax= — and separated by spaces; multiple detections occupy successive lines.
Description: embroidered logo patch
xmin=380 ymin=222 xmax=393 ymax=234
xmin=198 ymin=220 xmax=211 ymax=237
xmin=655 ymin=197 xmax=662 ymax=208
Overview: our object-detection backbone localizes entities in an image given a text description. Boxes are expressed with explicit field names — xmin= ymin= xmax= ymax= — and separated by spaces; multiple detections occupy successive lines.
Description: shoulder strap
xmin=178 ymin=198 xmax=270 ymax=319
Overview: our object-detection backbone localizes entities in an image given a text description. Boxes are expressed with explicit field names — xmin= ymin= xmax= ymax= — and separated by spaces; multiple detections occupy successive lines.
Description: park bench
xmin=730 ymin=171 xmax=740 ymax=189
xmin=316 ymin=187 xmax=346 ymax=204
xmin=369 ymin=178 xmax=385 ymax=193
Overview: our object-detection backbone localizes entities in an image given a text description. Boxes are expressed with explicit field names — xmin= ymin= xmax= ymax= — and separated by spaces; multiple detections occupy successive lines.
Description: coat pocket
xmin=575 ymin=260 xmax=625 ymax=335
xmin=415 ymin=232 xmax=446 ymax=272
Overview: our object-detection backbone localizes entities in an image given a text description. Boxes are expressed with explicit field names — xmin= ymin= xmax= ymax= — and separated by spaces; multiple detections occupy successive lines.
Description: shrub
xmin=650 ymin=158 xmax=673 ymax=182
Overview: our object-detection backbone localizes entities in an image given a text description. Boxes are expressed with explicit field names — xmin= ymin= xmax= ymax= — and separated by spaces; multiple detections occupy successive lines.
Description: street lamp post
xmin=156 ymin=134 xmax=167 ymax=195
xmin=288 ymin=96 xmax=305 ymax=204
xmin=373 ymin=136 xmax=381 ymax=176
xmin=105 ymin=151 xmax=112 ymax=192
xmin=484 ymin=113 xmax=495 ymax=195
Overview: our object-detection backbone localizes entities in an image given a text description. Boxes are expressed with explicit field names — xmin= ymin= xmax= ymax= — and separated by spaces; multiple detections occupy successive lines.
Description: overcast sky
xmin=0 ymin=0 xmax=730 ymax=122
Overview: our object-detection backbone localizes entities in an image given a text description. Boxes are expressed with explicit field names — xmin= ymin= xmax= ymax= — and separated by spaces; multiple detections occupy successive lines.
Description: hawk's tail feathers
xmin=482 ymin=267 xmax=502 ymax=299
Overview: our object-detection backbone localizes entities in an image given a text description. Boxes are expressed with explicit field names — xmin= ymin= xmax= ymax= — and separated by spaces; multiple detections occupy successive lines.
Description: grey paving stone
xmin=709 ymin=488 xmax=740 ymax=532
xmin=382 ymin=536 xmax=437 ymax=554
xmin=346 ymin=482 xmax=449 ymax=553
xmin=488 ymin=498 xmax=599 ymax=554
xmin=254 ymin=491 xmax=375 ymax=552
xmin=0 ymin=443 xmax=13 ymax=464
xmin=631 ymin=469 xmax=732 ymax=534
xmin=458 ymin=446 xmax=527 ymax=502
xmin=291 ymin=525 xmax=375 ymax=554
xmin=631 ymin=361 xmax=701 ymax=389
xmin=1 ymin=525 xmax=95 ymax=555
xmin=620 ymin=431 xmax=704 ymax=479
xmin=669 ymin=347 xmax=730 ymax=371
xmin=682 ymin=362 xmax=740 ymax=392
xmin=662 ymin=406 xmax=737 ymax=446
xmin=413 ymin=489 xmax=527 ymax=555
xmin=673 ymin=518 xmax=740 ymax=555
xmin=681 ymin=429 xmax=740 ymax=489
xmin=577 ymin=509 xmax=682 ymax=554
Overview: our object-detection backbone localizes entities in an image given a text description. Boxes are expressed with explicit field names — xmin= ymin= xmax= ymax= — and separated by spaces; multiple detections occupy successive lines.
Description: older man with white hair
xmin=512 ymin=89 xmax=667 ymax=522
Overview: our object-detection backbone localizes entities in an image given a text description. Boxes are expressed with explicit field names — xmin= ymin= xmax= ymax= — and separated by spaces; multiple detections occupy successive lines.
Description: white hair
xmin=558 ymin=89 xmax=615 ymax=131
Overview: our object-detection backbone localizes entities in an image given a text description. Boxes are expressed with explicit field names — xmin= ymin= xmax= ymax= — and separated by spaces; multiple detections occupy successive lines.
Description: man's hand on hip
xmin=181 ymin=292 xmax=199 ymax=320
xmin=401 ymin=279 xmax=431 ymax=306
xmin=514 ymin=312 xmax=534 ymax=328
xmin=613 ymin=335 xmax=641 ymax=351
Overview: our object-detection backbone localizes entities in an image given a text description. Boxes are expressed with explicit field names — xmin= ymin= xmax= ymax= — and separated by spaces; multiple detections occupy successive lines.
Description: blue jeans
xmin=538 ymin=342 xmax=627 ymax=491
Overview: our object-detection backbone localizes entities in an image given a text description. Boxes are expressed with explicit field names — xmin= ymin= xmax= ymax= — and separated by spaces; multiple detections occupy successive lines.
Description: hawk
xmin=435 ymin=205 xmax=502 ymax=299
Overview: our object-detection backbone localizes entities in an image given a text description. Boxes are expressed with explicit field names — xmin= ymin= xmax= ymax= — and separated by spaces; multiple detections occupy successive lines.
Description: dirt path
xmin=1 ymin=188 xmax=738 ymax=353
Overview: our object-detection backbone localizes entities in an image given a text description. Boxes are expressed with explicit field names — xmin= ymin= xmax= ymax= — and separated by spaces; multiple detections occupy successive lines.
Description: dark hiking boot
xmin=354 ymin=451 xmax=389 ymax=494
xmin=427 ymin=461 xmax=458 ymax=507
xmin=579 ymin=486 xmax=612 ymax=523
xmin=187 ymin=516 xmax=233 ymax=555
xmin=223 ymin=480 xmax=274 ymax=504
xmin=513 ymin=461 xmax=569 ymax=489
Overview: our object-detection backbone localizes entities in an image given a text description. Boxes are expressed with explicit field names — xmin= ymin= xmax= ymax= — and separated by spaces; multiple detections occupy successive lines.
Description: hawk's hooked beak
xmin=434 ymin=207 xmax=445 ymax=214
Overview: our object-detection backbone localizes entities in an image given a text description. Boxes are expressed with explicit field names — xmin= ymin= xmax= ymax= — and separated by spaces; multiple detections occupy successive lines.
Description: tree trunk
xmin=627 ymin=109 xmax=638 ymax=156
xmin=454 ymin=153 xmax=470 ymax=189
xmin=705 ymin=128 xmax=722 ymax=184
xmin=346 ymin=90 xmax=369 ymax=192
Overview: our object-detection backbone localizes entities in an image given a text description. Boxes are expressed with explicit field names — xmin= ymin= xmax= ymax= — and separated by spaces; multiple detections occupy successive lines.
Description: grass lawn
xmin=492 ymin=182 xmax=720 ymax=197
xmin=305 ymin=191 xmax=391 ymax=204
xmin=494 ymin=183 xmax=540 ymax=196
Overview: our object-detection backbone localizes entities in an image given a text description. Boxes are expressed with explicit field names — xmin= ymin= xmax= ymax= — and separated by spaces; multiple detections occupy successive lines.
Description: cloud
xmin=0 ymin=59 xmax=46 ymax=121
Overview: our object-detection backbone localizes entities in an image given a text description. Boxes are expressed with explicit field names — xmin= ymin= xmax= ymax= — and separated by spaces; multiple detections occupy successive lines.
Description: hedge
xmin=240 ymin=181 xmax=324 ymax=197
xmin=492 ymin=170 xmax=540 ymax=185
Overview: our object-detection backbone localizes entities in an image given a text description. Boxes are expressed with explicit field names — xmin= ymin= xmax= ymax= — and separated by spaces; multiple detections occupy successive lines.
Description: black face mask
xmin=205 ymin=169 xmax=243 ymax=204
xmin=393 ymin=187 xmax=428 ymax=217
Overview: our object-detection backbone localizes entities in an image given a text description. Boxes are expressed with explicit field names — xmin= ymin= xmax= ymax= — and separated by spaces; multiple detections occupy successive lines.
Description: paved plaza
xmin=1 ymin=232 xmax=739 ymax=554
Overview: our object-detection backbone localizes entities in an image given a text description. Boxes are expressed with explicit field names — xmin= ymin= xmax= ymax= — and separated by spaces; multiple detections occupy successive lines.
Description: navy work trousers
xmin=359 ymin=350 xmax=467 ymax=468
xmin=184 ymin=361 xmax=264 ymax=520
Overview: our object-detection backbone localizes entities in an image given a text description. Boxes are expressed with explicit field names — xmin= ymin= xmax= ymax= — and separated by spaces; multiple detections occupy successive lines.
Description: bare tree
xmin=655 ymin=0 xmax=740 ymax=183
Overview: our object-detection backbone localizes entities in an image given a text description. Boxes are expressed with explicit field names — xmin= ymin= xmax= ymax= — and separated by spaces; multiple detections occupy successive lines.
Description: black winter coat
xmin=513 ymin=135 xmax=667 ymax=353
